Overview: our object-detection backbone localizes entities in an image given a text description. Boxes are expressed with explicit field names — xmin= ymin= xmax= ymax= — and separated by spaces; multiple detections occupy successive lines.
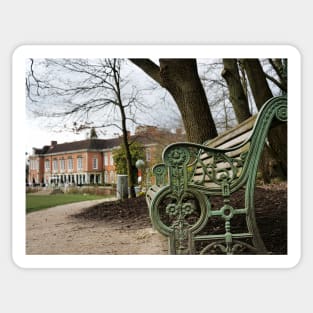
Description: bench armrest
xmin=162 ymin=141 xmax=249 ymax=195
xmin=152 ymin=163 xmax=168 ymax=186
xmin=163 ymin=140 xmax=248 ymax=163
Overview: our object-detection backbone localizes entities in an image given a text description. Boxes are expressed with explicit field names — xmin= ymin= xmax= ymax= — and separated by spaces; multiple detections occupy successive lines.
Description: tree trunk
xmin=113 ymin=60 xmax=137 ymax=198
xmin=241 ymin=59 xmax=273 ymax=110
xmin=122 ymin=128 xmax=136 ymax=198
xmin=130 ymin=58 xmax=218 ymax=143
xmin=119 ymin=105 xmax=136 ymax=198
xmin=221 ymin=59 xmax=251 ymax=123
xmin=242 ymin=59 xmax=287 ymax=178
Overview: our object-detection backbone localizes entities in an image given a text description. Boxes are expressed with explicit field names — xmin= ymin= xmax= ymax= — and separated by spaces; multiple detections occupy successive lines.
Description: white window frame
xmin=93 ymin=157 xmax=98 ymax=170
xmin=68 ymin=158 xmax=73 ymax=171
xmin=60 ymin=159 xmax=65 ymax=171
xmin=53 ymin=159 xmax=58 ymax=172
xmin=45 ymin=159 xmax=50 ymax=170
xmin=77 ymin=157 xmax=83 ymax=171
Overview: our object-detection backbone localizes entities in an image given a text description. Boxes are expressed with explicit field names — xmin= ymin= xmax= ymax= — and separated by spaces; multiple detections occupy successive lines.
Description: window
xmin=77 ymin=157 xmax=83 ymax=171
xmin=68 ymin=158 xmax=73 ymax=171
xmin=93 ymin=157 xmax=98 ymax=169
xmin=53 ymin=159 xmax=58 ymax=172
xmin=45 ymin=160 xmax=50 ymax=170
xmin=60 ymin=159 xmax=65 ymax=171
xmin=109 ymin=153 xmax=114 ymax=165
xmin=104 ymin=171 xmax=108 ymax=184
xmin=31 ymin=159 xmax=39 ymax=170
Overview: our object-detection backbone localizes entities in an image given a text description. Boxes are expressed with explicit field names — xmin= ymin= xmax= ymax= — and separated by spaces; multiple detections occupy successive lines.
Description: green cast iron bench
xmin=146 ymin=96 xmax=287 ymax=255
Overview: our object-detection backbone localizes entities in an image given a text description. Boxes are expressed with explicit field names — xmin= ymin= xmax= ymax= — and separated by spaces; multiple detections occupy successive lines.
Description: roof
xmin=32 ymin=129 xmax=186 ymax=156
xmin=33 ymin=138 xmax=121 ymax=155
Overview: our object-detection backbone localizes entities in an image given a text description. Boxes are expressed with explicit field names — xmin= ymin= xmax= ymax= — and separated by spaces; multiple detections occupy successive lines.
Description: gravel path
xmin=26 ymin=198 xmax=167 ymax=255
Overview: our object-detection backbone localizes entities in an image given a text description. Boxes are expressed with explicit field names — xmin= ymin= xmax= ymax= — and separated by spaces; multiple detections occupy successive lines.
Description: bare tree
xmin=26 ymin=58 xmax=146 ymax=198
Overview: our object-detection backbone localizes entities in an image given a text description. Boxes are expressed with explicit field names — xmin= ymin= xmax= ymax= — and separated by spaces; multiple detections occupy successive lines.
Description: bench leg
xmin=246 ymin=208 xmax=268 ymax=254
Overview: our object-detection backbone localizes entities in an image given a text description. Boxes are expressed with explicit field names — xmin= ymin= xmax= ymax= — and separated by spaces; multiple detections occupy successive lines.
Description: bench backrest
xmin=191 ymin=115 xmax=256 ymax=190
xmin=162 ymin=96 xmax=287 ymax=196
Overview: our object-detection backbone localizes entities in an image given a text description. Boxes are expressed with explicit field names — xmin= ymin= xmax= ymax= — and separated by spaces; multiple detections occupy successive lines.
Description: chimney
xmin=51 ymin=141 xmax=57 ymax=147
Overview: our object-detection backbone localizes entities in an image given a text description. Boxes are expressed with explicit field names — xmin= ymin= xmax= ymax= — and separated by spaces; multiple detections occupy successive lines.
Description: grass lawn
xmin=26 ymin=194 xmax=109 ymax=214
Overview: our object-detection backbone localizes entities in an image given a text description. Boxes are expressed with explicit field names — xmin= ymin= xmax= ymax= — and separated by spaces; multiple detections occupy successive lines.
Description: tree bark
xmin=130 ymin=58 xmax=218 ymax=143
xmin=222 ymin=59 xmax=251 ymax=123
xmin=242 ymin=59 xmax=287 ymax=177
xmin=113 ymin=60 xmax=137 ymax=198
xmin=241 ymin=59 xmax=274 ymax=110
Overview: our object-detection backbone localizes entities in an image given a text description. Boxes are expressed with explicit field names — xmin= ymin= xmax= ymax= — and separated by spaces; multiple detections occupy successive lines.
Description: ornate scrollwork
xmin=192 ymin=152 xmax=245 ymax=188
xmin=200 ymin=240 xmax=257 ymax=255
xmin=164 ymin=146 xmax=190 ymax=167
xmin=166 ymin=202 xmax=195 ymax=218
xmin=152 ymin=163 xmax=167 ymax=186
xmin=153 ymin=164 xmax=166 ymax=176
xmin=276 ymin=105 xmax=287 ymax=122
xmin=167 ymin=200 xmax=197 ymax=253
xmin=149 ymin=186 xmax=211 ymax=254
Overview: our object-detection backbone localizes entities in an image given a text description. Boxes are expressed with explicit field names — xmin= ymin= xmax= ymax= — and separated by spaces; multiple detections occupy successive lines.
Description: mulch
xmin=72 ymin=182 xmax=287 ymax=254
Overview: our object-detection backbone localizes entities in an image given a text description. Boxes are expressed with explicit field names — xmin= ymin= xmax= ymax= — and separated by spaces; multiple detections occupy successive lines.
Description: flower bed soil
xmin=72 ymin=182 xmax=287 ymax=254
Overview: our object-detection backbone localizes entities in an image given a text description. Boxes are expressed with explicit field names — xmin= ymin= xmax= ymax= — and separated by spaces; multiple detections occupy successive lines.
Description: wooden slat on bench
xmin=216 ymin=130 xmax=252 ymax=150
xmin=192 ymin=116 xmax=254 ymax=188
xmin=197 ymin=143 xmax=250 ymax=174
xmin=192 ymin=166 xmax=244 ymax=186
xmin=199 ymin=143 xmax=250 ymax=164
xmin=206 ymin=115 xmax=256 ymax=149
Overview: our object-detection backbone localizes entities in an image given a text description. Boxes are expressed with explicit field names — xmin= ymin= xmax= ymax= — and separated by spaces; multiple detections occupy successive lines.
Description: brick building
xmin=27 ymin=126 xmax=185 ymax=186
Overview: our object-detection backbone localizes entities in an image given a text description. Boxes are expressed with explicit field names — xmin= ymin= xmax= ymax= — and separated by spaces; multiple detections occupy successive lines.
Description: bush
xmin=65 ymin=186 xmax=116 ymax=196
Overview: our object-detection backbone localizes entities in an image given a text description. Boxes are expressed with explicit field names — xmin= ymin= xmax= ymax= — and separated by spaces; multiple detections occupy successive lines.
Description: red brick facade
xmin=27 ymin=126 xmax=185 ymax=186
xmin=29 ymin=148 xmax=116 ymax=185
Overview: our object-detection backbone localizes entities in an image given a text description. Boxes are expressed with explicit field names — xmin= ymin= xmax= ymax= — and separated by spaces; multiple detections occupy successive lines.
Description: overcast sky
xmin=25 ymin=58 xmax=275 ymax=155
xmin=25 ymin=58 xmax=183 ymax=154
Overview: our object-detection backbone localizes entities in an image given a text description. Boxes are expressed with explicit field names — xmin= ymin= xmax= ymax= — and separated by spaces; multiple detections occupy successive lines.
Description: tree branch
xmin=264 ymin=72 xmax=287 ymax=92
xmin=268 ymin=58 xmax=287 ymax=92
xmin=129 ymin=59 xmax=162 ymax=85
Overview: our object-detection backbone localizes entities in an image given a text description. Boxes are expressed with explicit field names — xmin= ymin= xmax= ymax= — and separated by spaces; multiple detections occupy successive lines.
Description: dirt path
xmin=26 ymin=198 xmax=168 ymax=255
